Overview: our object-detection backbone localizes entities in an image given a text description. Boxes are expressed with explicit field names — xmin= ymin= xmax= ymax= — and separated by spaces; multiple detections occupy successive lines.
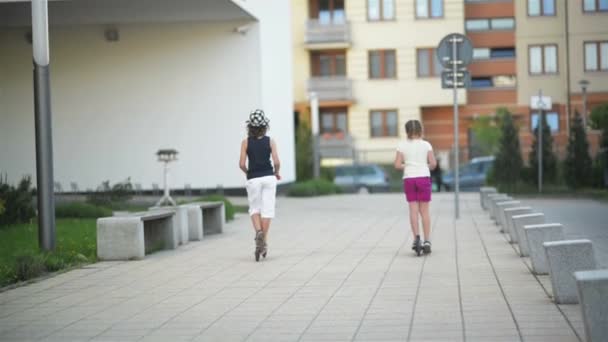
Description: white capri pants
xmin=246 ymin=175 xmax=277 ymax=218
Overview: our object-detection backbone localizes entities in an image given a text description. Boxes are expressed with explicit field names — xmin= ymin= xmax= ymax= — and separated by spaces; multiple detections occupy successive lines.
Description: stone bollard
xmin=524 ymin=223 xmax=565 ymax=274
xmin=512 ymin=213 xmax=544 ymax=257
xmin=574 ymin=269 xmax=608 ymax=342
xmin=480 ymin=187 xmax=497 ymax=210
xmin=488 ymin=194 xmax=511 ymax=221
xmin=496 ymin=201 xmax=521 ymax=231
xmin=544 ymin=239 xmax=596 ymax=304
xmin=503 ymin=207 xmax=532 ymax=243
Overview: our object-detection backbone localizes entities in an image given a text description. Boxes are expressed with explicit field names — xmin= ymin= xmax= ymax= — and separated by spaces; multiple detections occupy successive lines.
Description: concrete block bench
xmin=524 ymin=223 xmax=565 ymax=274
xmin=496 ymin=201 xmax=521 ymax=231
xmin=480 ymin=187 xmax=497 ymax=210
xmin=97 ymin=210 xmax=178 ymax=260
xmin=149 ymin=205 xmax=190 ymax=245
xmin=512 ymin=213 xmax=544 ymax=257
xmin=574 ymin=269 xmax=608 ymax=341
xmin=488 ymin=194 xmax=511 ymax=221
xmin=544 ymin=239 xmax=597 ymax=304
xmin=188 ymin=201 xmax=225 ymax=235
xmin=503 ymin=207 xmax=532 ymax=243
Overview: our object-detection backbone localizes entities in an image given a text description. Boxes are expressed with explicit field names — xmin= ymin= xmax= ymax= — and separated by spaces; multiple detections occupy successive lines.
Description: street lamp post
xmin=309 ymin=92 xmax=320 ymax=179
xmin=579 ymin=79 xmax=590 ymax=129
xmin=32 ymin=0 xmax=56 ymax=251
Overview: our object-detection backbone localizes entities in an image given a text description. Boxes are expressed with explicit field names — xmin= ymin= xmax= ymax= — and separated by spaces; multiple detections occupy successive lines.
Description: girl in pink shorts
xmin=394 ymin=120 xmax=437 ymax=255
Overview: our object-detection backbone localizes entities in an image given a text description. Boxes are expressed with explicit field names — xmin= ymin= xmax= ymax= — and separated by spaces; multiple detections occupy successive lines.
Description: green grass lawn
xmin=0 ymin=218 xmax=96 ymax=287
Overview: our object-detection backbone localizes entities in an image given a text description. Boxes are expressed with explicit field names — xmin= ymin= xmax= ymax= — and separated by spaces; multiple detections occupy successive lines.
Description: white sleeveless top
xmin=397 ymin=139 xmax=433 ymax=179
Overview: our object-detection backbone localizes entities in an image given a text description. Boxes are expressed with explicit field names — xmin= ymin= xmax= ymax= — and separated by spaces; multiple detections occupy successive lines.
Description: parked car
xmin=334 ymin=164 xmax=390 ymax=193
xmin=443 ymin=156 xmax=495 ymax=191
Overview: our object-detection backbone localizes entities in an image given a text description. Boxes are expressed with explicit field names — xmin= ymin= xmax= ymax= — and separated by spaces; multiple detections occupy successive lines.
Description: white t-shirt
xmin=397 ymin=139 xmax=433 ymax=179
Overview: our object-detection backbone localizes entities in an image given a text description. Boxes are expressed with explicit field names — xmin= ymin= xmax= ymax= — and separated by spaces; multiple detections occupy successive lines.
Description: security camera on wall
xmin=233 ymin=25 xmax=251 ymax=35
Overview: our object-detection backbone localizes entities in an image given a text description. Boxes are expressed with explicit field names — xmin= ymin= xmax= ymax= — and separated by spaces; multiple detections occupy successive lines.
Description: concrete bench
xmin=496 ymin=201 xmax=521 ymax=230
xmin=524 ymin=223 xmax=565 ymax=274
xmin=574 ymin=269 xmax=608 ymax=342
xmin=188 ymin=201 xmax=225 ymax=235
xmin=503 ymin=207 xmax=532 ymax=243
xmin=149 ymin=205 xmax=190 ymax=245
xmin=97 ymin=210 xmax=178 ymax=260
xmin=488 ymin=195 xmax=512 ymax=221
xmin=479 ymin=187 xmax=497 ymax=210
xmin=512 ymin=213 xmax=544 ymax=257
xmin=544 ymin=239 xmax=597 ymax=304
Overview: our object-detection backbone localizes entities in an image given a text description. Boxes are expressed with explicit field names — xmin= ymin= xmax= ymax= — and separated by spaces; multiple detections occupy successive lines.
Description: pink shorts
xmin=403 ymin=177 xmax=432 ymax=202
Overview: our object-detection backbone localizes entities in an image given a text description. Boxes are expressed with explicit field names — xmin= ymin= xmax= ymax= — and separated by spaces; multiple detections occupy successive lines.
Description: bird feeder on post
xmin=155 ymin=149 xmax=178 ymax=207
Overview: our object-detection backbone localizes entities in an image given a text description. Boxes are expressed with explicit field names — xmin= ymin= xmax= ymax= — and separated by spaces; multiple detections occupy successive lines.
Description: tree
xmin=564 ymin=112 xmax=593 ymax=189
xmin=493 ymin=109 xmax=523 ymax=191
xmin=470 ymin=113 xmax=502 ymax=157
xmin=295 ymin=120 xmax=313 ymax=181
xmin=528 ymin=113 xmax=558 ymax=184
xmin=590 ymin=103 xmax=608 ymax=150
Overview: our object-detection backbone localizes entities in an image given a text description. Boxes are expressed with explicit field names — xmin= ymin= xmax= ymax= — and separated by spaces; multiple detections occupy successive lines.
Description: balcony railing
xmin=307 ymin=76 xmax=353 ymax=102
xmin=318 ymin=133 xmax=356 ymax=159
xmin=305 ymin=19 xmax=350 ymax=45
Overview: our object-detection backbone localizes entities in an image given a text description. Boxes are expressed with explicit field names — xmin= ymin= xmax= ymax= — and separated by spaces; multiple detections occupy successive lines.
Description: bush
xmin=196 ymin=195 xmax=235 ymax=221
xmin=87 ymin=179 xmax=133 ymax=207
xmin=492 ymin=108 xmax=524 ymax=191
xmin=0 ymin=176 xmax=36 ymax=227
xmin=55 ymin=202 xmax=112 ymax=219
xmin=288 ymin=179 xmax=342 ymax=197
xmin=320 ymin=167 xmax=335 ymax=181
xmin=564 ymin=112 xmax=593 ymax=189
xmin=14 ymin=254 xmax=46 ymax=282
xmin=296 ymin=121 xmax=314 ymax=181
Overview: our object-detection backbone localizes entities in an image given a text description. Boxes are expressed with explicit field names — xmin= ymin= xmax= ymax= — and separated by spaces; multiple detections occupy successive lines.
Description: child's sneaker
xmin=423 ymin=240 xmax=432 ymax=254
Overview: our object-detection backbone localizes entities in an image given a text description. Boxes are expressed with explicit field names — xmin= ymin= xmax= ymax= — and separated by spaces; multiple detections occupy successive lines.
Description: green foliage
xmin=86 ymin=179 xmax=133 ymax=207
xmin=55 ymin=202 xmax=112 ymax=219
xmin=288 ymin=179 xmax=342 ymax=197
xmin=195 ymin=195 xmax=235 ymax=221
xmin=564 ymin=112 xmax=593 ymax=189
xmin=492 ymin=109 xmax=523 ymax=191
xmin=0 ymin=218 xmax=97 ymax=287
xmin=528 ymin=115 xmax=558 ymax=184
xmin=295 ymin=121 xmax=314 ymax=181
xmin=320 ymin=167 xmax=336 ymax=181
xmin=470 ymin=113 xmax=503 ymax=156
xmin=590 ymin=103 xmax=608 ymax=150
xmin=0 ymin=176 xmax=36 ymax=227
xmin=591 ymin=156 xmax=606 ymax=188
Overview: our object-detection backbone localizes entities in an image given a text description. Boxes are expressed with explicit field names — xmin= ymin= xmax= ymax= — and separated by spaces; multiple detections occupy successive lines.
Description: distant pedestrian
xmin=239 ymin=109 xmax=281 ymax=262
xmin=431 ymin=158 xmax=443 ymax=191
xmin=394 ymin=120 xmax=437 ymax=256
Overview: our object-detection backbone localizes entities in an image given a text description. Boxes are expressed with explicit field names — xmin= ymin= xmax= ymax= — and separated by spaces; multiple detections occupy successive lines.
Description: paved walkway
xmin=0 ymin=194 xmax=584 ymax=342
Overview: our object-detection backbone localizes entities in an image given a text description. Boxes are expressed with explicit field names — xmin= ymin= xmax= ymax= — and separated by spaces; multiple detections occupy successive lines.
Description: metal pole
xmin=310 ymin=93 xmax=320 ymax=179
xmin=452 ymin=37 xmax=460 ymax=220
xmin=537 ymin=89 xmax=543 ymax=193
xmin=582 ymin=85 xmax=587 ymax=129
xmin=32 ymin=0 xmax=56 ymax=251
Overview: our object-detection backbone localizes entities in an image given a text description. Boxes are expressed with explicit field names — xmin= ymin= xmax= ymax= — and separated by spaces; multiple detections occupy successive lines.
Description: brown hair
xmin=405 ymin=120 xmax=423 ymax=139
xmin=248 ymin=125 xmax=268 ymax=138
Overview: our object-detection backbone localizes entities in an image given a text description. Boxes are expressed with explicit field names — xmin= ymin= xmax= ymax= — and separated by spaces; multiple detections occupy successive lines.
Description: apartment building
xmin=0 ymin=0 xmax=295 ymax=191
xmin=293 ymin=0 xmax=608 ymax=168
xmin=293 ymin=0 xmax=466 ymax=167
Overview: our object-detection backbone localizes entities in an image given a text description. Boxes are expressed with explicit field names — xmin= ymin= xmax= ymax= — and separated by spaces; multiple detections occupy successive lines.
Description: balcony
xmin=307 ymin=77 xmax=353 ymax=102
xmin=467 ymin=88 xmax=516 ymax=105
xmin=318 ymin=133 xmax=356 ymax=159
xmin=305 ymin=20 xmax=350 ymax=49
xmin=469 ymin=58 xmax=516 ymax=77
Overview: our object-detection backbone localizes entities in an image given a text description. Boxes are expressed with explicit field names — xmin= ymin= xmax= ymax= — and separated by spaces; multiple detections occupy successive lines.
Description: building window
xmin=529 ymin=44 xmax=558 ymax=75
xmin=584 ymin=41 xmax=608 ymax=71
xmin=531 ymin=112 xmax=559 ymax=133
xmin=370 ymin=110 xmax=398 ymax=137
xmin=369 ymin=50 xmax=396 ymax=79
xmin=368 ymin=0 xmax=395 ymax=21
xmin=416 ymin=0 xmax=443 ymax=19
xmin=470 ymin=75 xmax=517 ymax=88
xmin=311 ymin=51 xmax=346 ymax=76
xmin=465 ymin=18 xmax=515 ymax=31
xmin=528 ymin=0 xmax=556 ymax=16
xmin=473 ymin=47 xmax=516 ymax=60
xmin=311 ymin=0 xmax=345 ymax=24
xmin=583 ymin=0 xmax=608 ymax=12
xmin=320 ymin=107 xmax=348 ymax=133
xmin=417 ymin=48 xmax=442 ymax=77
